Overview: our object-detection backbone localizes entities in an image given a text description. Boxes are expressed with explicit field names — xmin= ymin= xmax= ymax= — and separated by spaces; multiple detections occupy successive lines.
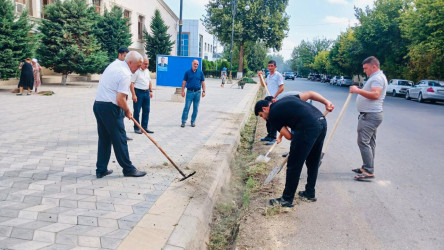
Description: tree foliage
xmin=0 ymin=0 xmax=36 ymax=80
xmin=37 ymin=0 xmax=108 ymax=84
xmin=203 ymin=0 xmax=289 ymax=73
xmin=246 ymin=42 xmax=268 ymax=72
xmin=95 ymin=6 xmax=132 ymax=64
xmin=144 ymin=9 xmax=174 ymax=72
xmin=290 ymin=38 xmax=332 ymax=75
xmin=400 ymin=0 xmax=444 ymax=80
xmin=329 ymin=28 xmax=364 ymax=76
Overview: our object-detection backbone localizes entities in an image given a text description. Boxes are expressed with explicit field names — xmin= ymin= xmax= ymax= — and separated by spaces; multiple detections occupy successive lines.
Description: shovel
xmin=263 ymin=110 xmax=330 ymax=185
xmin=258 ymin=72 xmax=272 ymax=96
xmin=131 ymin=118 xmax=196 ymax=181
xmin=256 ymin=140 xmax=278 ymax=163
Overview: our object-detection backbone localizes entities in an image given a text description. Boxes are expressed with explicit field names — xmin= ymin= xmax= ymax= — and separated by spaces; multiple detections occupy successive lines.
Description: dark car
xmin=284 ymin=72 xmax=295 ymax=80
xmin=321 ymin=75 xmax=331 ymax=83
xmin=314 ymin=74 xmax=321 ymax=81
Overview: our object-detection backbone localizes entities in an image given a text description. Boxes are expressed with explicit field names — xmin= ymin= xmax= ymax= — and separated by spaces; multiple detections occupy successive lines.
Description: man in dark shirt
xmin=180 ymin=59 xmax=206 ymax=127
xmin=255 ymin=92 xmax=334 ymax=207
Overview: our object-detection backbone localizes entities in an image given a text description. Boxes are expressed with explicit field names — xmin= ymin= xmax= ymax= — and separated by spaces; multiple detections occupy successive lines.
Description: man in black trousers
xmin=255 ymin=92 xmax=334 ymax=207
xmin=93 ymin=51 xmax=147 ymax=178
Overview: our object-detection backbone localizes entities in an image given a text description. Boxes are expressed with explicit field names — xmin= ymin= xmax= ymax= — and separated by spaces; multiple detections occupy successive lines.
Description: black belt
xmin=187 ymin=88 xmax=201 ymax=92
xmin=135 ymin=88 xmax=149 ymax=92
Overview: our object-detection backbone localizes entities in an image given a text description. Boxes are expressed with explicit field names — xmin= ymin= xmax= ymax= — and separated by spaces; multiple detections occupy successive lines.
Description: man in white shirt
xmin=130 ymin=55 xmax=153 ymax=134
xmin=93 ymin=51 xmax=147 ymax=178
xmin=262 ymin=60 xmax=284 ymax=144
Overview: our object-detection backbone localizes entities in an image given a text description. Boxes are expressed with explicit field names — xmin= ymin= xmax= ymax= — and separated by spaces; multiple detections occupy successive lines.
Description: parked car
xmin=296 ymin=73 xmax=302 ymax=78
xmin=405 ymin=80 xmax=444 ymax=103
xmin=337 ymin=76 xmax=353 ymax=86
xmin=284 ymin=72 xmax=295 ymax=80
xmin=307 ymin=73 xmax=315 ymax=80
xmin=386 ymin=79 xmax=413 ymax=97
xmin=330 ymin=76 xmax=340 ymax=85
xmin=313 ymin=74 xmax=321 ymax=81
xmin=321 ymin=75 xmax=331 ymax=83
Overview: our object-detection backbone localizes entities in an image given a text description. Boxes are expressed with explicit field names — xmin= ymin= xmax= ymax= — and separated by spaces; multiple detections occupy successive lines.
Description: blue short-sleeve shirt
xmin=183 ymin=68 xmax=205 ymax=90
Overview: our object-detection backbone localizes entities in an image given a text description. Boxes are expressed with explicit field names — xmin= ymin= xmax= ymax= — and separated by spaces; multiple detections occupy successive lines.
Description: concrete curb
xmin=118 ymin=82 xmax=260 ymax=250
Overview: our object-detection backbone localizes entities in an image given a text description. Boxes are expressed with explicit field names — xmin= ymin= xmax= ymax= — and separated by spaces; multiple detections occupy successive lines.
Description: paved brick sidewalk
xmin=0 ymin=79 xmax=257 ymax=249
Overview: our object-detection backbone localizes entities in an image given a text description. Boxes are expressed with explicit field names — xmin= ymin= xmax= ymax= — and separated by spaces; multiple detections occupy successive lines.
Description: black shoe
xmin=191 ymin=122 xmax=195 ymax=127
xmin=298 ymin=191 xmax=317 ymax=202
xmin=282 ymin=152 xmax=289 ymax=157
xmin=260 ymin=136 xmax=271 ymax=142
xmin=96 ymin=170 xmax=113 ymax=179
xmin=126 ymin=136 xmax=133 ymax=141
xmin=123 ymin=170 xmax=147 ymax=177
xmin=269 ymin=197 xmax=294 ymax=207
xmin=181 ymin=123 xmax=185 ymax=128
xmin=134 ymin=129 xmax=142 ymax=134
xmin=146 ymin=129 xmax=154 ymax=133
xmin=265 ymin=139 xmax=276 ymax=145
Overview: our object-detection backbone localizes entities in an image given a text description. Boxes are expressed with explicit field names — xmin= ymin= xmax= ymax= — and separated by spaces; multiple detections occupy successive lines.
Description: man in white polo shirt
xmin=130 ymin=55 xmax=154 ymax=134
xmin=262 ymin=60 xmax=284 ymax=144
xmin=93 ymin=51 xmax=147 ymax=178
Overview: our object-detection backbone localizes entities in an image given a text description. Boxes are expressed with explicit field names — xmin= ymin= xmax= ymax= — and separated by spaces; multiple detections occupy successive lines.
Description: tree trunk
xmin=237 ymin=43 xmax=244 ymax=79
xmin=61 ymin=74 xmax=68 ymax=85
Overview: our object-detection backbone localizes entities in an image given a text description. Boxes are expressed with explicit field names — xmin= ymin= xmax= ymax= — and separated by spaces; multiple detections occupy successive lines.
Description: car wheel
xmin=405 ymin=91 xmax=411 ymax=100
xmin=392 ymin=90 xmax=397 ymax=97
xmin=418 ymin=92 xmax=424 ymax=103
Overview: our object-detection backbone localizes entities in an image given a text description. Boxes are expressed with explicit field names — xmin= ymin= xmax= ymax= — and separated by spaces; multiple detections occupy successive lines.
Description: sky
xmin=163 ymin=0 xmax=375 ymax=60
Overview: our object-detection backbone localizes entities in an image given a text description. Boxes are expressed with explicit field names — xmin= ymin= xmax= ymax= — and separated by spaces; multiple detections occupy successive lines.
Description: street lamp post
xmin=218 ymin=1 xmax=249 ymax=83
xmin=178 ymin=0 xmax=183 ymax=56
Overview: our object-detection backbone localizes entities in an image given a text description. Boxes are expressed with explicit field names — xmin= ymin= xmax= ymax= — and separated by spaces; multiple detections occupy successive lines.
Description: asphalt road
xmin=281 ymin=78 xmax=444 ymax=249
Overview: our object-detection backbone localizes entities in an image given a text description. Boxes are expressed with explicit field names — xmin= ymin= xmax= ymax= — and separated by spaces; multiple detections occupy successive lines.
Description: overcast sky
xmin=163 ymin=0 xmax=375 ymax=60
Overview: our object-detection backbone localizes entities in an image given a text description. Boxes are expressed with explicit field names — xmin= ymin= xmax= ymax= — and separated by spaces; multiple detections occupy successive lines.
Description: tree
xmin=311 ymin=51 xmax=330 ymax=74
xmin=95 ymin=6 xmax=132 ymax=64
xmin=144 ymin=9 xmax=174 ymax=72
xmin=37 ymin=0 xmax=108 ymax=85
xmin=354 ymin=0 xmax=410 ymax=79
xmin=329 ymin=28 xmax=365 ymax=77
xmin=0 ymin=0 xmax=36 ymax=80
xmin=204 ymin=0 xmax=289 ymax=77
xmin=400 ymin=0 xmax=444 ymax=80
xmin=246 ymin=42 xmax=267 ymax=72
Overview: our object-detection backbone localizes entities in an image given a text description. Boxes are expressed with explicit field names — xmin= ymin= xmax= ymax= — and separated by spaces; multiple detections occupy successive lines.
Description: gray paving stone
xmin=0 ymin=225 xmax=12 ymax=237
xmin=38 ymin=243 xmax=75 ymax=250
xmin=103 ymin=229 xmax=130 ymax=239
xmin=117 ymin=219 xmax=138 ymax=230
xmin=15 ymin=221 xmax=52 ymax=230
xmin=59 ymin=199 xmax=78 ymax=208
xmin=0 ymin=208 xmax=19 ymax=218
xmin=78 ymin=216 xmax=98 ymax=227
xmin=37 ymin=212 xmax=58 ymax=222
xmin=100 ymin=236 xmax=122 ymax=249
xmin=33 ymin=230 xmax=56 ymax=243
xmin=78 ymin=235 xmax=101 ymax=248
xmin=55 ymin=233 xmax=77 ymax=245
xmin=23 ymin=195 xmax=43 ymax=204
xmin=0 ymin=237 xmax=30 ymax=249
xmin=96 ymin=202 xmax=115 ymax=211
xmin=10 ymin=227 xmax=34 ymax=240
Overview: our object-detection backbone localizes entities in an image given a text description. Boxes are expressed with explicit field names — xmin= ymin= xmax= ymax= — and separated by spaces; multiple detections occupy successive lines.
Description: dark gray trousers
xmin=357 ymin=112 xmax=383 ymax=174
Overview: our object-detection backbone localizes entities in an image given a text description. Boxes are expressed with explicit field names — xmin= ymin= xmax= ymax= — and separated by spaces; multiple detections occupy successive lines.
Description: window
xmin=124 ymin=10 xmax=131 ymax=25
xmin=16 ymin=0 xmax=32 ymax=16
xmin=92 ymin=0 xmax=100 ymax=13
xmin=138 ymin=15 xmax=144 ymax=40
xmin=177 ymin=33 xmax=189 ymax=56
xmin=199 ymin=35 xmax=203 ymax=58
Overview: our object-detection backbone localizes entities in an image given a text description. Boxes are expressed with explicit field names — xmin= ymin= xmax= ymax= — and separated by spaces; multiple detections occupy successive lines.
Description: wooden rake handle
xmin=131 ymin=117 xmax=186 ymax=177
xmin=258 ymin=72 xmax=272 ymax=96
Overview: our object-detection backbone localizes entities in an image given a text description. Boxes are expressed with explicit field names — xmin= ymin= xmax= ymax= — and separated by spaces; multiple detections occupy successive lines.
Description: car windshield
xmin=344 ymin=77 xmax=352 ymax=79
xmin=428 ymin=81 xmax=439 ymax=86
xmin=287 ymin=72 xmax=294 ymax=75
xmin=399 ymin=80 xmax=412 ymax=86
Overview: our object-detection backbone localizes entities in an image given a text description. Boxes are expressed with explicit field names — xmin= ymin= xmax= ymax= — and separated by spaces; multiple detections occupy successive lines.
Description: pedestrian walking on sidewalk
xmin=17 ymin=58 xmax=34 ymax=96
xmin=255 ymin=92 xmax=334 ymax=207
xmin=349 ymin=56 xmax=387 ymax=181
xmin=261 ymin=60 xmax=284 ymax=144
xmin=180 ymin=59 xmax=206 ymax=128
xmin=31 ymin=58 xmax=42 ymax=93
xmin=130 ymin=55 xmax=154 ymax=135
xmin=221 ymin=67 xmax=227 ymax=87
xmin=93 ymin=51 xmax=147 ymax=179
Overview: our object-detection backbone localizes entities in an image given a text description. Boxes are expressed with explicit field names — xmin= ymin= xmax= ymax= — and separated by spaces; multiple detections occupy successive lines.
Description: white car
xmin=405 ymin=80 xmax=444 ymax=103
xmin=386 ymin=79 xmax=413 ymax=97
xmin=337 ymin=76 xmax=353 ymax=86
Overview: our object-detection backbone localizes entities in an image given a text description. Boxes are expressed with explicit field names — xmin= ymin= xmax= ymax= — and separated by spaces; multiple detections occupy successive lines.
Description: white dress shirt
xmin=95 ymin=60 xmax=131 ymax=105
xmin=131 ymin=68 xmax=151 ymax=90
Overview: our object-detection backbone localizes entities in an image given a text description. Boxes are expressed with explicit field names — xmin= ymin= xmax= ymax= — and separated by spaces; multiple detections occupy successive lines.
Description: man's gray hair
xmin=125 ymin=51 xmax=143 ymax=63
xmin=362 ymin=56 xmax=380 ymax=68
xmin=142 ymin=54 xmax=149 ymax=61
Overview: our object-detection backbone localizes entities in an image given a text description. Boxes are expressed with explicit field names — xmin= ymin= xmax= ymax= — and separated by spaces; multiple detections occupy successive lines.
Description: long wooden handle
xmin=264 ymin=140 xmax=278 ymax=158
xmin=258 ymin=73 xmax=272 ymax=96
xmin=131 ymin=117 xmax=186 ymax=176
xmin=322 ymin=92 xmax=353 ymax=154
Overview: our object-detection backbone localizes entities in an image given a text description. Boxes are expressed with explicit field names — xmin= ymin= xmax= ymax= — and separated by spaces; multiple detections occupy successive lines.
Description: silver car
xmin=330 ymin=76 xmax=340 ymax=85
xmin=386 ymin=79 xmax=413 ymax=97
xmin=337 ymin=76 xmax=353 ymax=86
xmin=405 ymin=80 xmax=444 ymax=103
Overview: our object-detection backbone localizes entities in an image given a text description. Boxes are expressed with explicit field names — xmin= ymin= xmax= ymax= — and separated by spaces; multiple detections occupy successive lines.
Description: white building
xmin=177 ymin=20 xmax=216 ymax=61
xmin=11 ymin=0 xmax=178 ymax=55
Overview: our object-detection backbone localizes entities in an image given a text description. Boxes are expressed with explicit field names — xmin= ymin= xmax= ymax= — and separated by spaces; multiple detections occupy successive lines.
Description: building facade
xmin=11 ymin=0 xmax=178 ymax=56
xmin=177 ymin=20 xmax=216 ymax=61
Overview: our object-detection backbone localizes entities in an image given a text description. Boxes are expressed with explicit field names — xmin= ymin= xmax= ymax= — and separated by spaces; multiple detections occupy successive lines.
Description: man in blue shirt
xmin=181 ymin=59 xmax=206 ymax=127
